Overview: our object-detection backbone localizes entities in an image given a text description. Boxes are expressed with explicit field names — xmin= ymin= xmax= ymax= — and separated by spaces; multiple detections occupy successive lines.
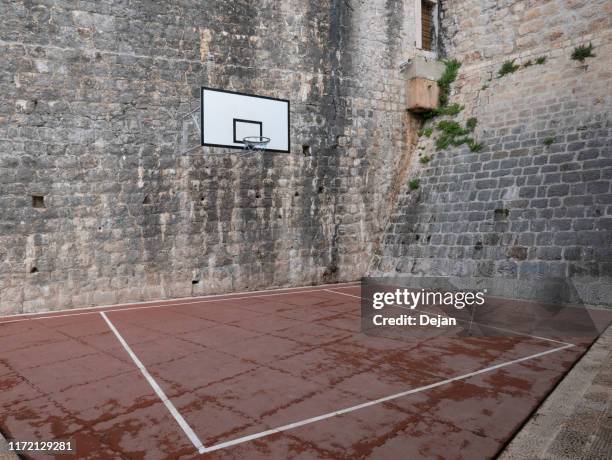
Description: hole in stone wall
xmin=30 ymin=267 xmax=38 ymax=273
xmin=494 ymin=208 xmax=510 ymax=221
xmin=427 ymin=235 xmax=431 ymax=243
xmin=475 ymin=241 xmax=483 ymax=250
xmin=32 ymin=195 xmax=45 ymax=208
xmin=322 ymin=265 xmax=338 ymax=282
xmin=318 ymin=186 xmax=324 ymax=194
xmin=143 ymin=195 xmax=151 ymax=205
xmin=192 ymin=279 xmax=200 ymax=285
xmin=415 ymin=234 xmax=420 ymax=241
xmin=302 ymin=145 xmax=311 ymax=156
xmin=255 ymin=193 xmax=261 ymax=199
xmin=294 ymin=191 xmax=299 ymax=197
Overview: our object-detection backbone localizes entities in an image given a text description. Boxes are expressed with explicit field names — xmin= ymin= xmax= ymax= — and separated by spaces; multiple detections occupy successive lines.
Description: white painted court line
xmin=0 ymin=281 xmax=359 ymax=320
xmin=325 ymin=289 xmax=576 ymax=347
xmin=199 ymin=342 xmax=573 ymax=454
xmin=100 ymin=312 xmax=207 ymax=455
xmin=0 ymin=283 xmax=359 ymax=325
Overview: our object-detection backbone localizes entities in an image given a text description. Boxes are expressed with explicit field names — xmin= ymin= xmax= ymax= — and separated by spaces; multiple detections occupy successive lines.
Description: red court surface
xmin=1 ymin=283 xmax=611 ymax=459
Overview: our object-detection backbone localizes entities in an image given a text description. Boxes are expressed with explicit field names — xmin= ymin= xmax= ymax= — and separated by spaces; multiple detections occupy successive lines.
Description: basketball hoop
xmin=177 ymin=88 xmax=289 ymax=157
xmin=242 ymin=136 xmax=270 ymax=152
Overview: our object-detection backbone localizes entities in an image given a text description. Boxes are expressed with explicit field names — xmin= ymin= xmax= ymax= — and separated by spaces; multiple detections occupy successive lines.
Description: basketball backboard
xmin=200 ymin=87 xmax=290 ymax=153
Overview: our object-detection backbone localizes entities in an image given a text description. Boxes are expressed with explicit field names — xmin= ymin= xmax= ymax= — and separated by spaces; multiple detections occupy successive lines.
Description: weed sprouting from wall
xmin=466 ymin=139 xmax=483 ymax=152
xmin=420 ymin=60 xmax=462 ymax=120
xmin=434 ymin=119 xmax=481 ymax=152
xmin=498 ymin=59 xmax=519 ymax=77
xmin=466 ymin=117 xmax=477 ymax=132
xmin=571 ymin=43 xmax=595 ymax=62
xmin=438 ymin=59 xmax=462 ymax=106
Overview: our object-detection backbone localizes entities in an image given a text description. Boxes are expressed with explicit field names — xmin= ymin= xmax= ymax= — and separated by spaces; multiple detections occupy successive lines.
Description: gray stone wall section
xmin=0 ymin=0 xmax=417 ymax=314
xmin=2 ymin=0 xmax=610 ymax=313
xmin=371 ymin=0 xmax=612 ymax=306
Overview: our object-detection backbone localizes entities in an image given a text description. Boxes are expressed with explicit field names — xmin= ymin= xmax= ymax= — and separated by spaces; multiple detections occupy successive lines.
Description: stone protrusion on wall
xmin=406 ymin=78 xmax=439 ymax=112
xmin=403 ymin=56 xmax=445 ymax=112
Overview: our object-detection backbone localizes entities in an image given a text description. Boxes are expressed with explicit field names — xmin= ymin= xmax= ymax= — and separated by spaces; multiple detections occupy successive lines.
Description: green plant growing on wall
xmin=436 ymin=120 xmax=468 ymax=150
xmin=543 ymin=137 xmax=554 ymax=146
xmin=467 ymin=139 xmax=484 ymax=152
xmin=535 ymin=56 xmax=547 ymax=65
xmin=571 ymin=43 xmax=595 ymax=62
xmin=422 ymin=103 xmax=464 ymax=120
xmin=416 ymin=56 xmax=479 ymax=164
xmin=498 ymin=59 xmax=519 ymax=77
xmin=420 ymin=60 xmax=462 ymax=120
xmin=409 ymin=178 xmax=420 ymax=190
xmin=418 ymin=127 xmax=435 ymax=138
xmin=434 ymin=119 xmax=483 ymax=152
xmin=439 ymin=103 xmax=464 ymax=116
xmin=436 ymin=136 xmax=451 ymax=150
xmin=438 ymin=59 xmax=462 ymax=106
xmin=437 ymin=120 xmax=467 ymax=136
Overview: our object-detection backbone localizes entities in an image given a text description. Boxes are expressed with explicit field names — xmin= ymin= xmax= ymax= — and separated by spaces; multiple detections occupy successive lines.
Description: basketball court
xmin=1 ymin=282 xmax=610 ymax=459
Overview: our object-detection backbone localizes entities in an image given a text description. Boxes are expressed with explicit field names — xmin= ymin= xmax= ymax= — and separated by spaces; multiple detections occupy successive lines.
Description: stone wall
xmin=372 ymin=0 xmax=612 ymax=306
xmin=2 ymin=0 xmax=610 ymax=314
xmin=0 ymin=0 xmax=420 ymax=314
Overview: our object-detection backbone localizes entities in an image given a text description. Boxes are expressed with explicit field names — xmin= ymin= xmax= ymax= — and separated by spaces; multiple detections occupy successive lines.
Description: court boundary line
xmin=199 ymin=342 xmax=573 ymax=453
xmin=0 ymin=281 xmax=359 ymax=320
xmin=324 ymin=289 xmax=576 ymax=347
xmin=100 ymin=312 xmax=207 ymax=454
xmin=0 ymin=283 xmax=360 ymax=325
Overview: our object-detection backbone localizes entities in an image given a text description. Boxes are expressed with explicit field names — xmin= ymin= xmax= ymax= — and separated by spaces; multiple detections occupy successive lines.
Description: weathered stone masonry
xmin=1 ymin=0 xmax=611 ymax=314
xmin=372 ymin=0 xmax=612 ymax=306
xmin=0 ymin=0 xmax=419 ymax=314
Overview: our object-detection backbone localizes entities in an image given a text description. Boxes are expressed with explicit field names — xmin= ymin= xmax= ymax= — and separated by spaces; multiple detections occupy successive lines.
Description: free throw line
xmin=100 ymin=312 xmax=207 ymax=454
xmin=200 ymin=343 xmax=573 ymax=453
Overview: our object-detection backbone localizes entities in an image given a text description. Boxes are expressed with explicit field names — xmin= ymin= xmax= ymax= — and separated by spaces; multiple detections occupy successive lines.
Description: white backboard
xmin=201 ymin=87 xmax=290 ymax=153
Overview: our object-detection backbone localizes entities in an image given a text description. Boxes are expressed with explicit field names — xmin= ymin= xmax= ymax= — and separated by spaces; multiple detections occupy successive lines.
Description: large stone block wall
xmin=3 ymin=0 xmax=610 ymax=313
xmin=372 ymin=0 xmax=612 ymax=306
xmin=0 ymin=0 xmax=422 ymax=314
